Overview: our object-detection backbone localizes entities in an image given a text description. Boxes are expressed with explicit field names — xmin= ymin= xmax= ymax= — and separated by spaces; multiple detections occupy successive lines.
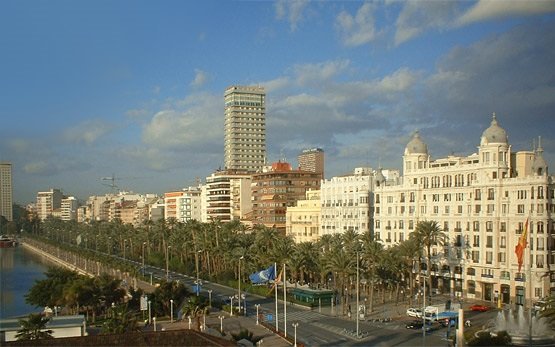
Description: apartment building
xmin=36 ymin=189 xmax=64 ymax=221
xmin=224 ymin=85 xmax=266 ymax=172
xmin=298 ymin=148 xmax=325 ymax=179
xmin=204 ymin=170 xmax=252 ymax=222
xmin=286 ymin=189 xmax=321 ymax=243
xmin=0 ymin=162 xmax=13 ymax=221
xmin=164 ymin=187 xmax=202 ymax=222
xmin=374 ymin=114 xmax=554 ymax=304
xmin=320 ymin=167 xmax=380 ymax=238
xmin=251 ymin=161 xmax=321 ymax=233
xmin=60 ymin=196 xmax=79 ymax=221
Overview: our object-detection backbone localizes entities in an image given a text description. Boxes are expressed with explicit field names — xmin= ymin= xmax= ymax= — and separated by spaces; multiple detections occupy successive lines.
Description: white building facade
xmin=320 ymin=167 xmax=378 ymax=237
xmin=374 ymin=115 xmax=554 ymax=304
xmin=286 ymin=189 xmax=321 ymax=243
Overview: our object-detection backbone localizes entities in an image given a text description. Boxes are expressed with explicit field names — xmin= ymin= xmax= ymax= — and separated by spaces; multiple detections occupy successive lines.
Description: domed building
xmin=374 ymin=113 xmax=554 ymax=305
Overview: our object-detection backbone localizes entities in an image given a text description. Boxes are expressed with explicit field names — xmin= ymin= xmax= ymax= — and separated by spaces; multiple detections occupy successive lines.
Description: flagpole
xmin=284 ymin=263 xmax=287 ymax=338
xmin=275 ymin=262 xmax=279 ymax=332
xmin=528 ymin=215 xmax=532 ymax=346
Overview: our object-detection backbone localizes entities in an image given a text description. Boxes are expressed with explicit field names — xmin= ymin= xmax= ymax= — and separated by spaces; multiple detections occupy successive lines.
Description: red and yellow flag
xmin=515 ymin=217 xmax=529 ymax=272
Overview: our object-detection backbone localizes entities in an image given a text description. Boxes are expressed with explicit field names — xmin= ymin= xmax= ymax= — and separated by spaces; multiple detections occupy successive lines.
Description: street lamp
xmin=208 ymin=289 xmax=213 ymax=307
xmin=238 ymin=256 xmax=244 ymax=315
xmin=170 ymin=299 xmax=174 ymax=323
xmin=196 ymin=250 xmax=202 ymax=296
xmin=218 ymin=315 xmax=225 ymax=333
xmin=142 ymin=242 xmax=147 ymax=277
xmin=148 ymin=300 xmax=152 ymax=324
xmin=356 ymin=251 xmax=360 ymax=338
xmin=166 ymin=245 xmax=171 ymax=280
xmin=421 ymin=274 xmax=429 ymax=346
xmin=292 ymin=322 xmax=299 ymax=347
xmin=255 ymin=304 xmax=260 ymax=325
xmin=229 ymin=296 xmax=234 ymax=316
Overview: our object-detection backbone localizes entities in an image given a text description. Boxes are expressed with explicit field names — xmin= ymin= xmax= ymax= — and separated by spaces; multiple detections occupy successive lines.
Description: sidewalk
xmin=152 ymin=310 xmax=290 ymax=347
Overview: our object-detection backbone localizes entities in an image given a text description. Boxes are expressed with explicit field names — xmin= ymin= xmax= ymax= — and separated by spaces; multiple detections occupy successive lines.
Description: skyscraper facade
xmin=298 ymin=148 xmax=325 ymax=179
xmin=0 ymin=162 xmax=13 ymax=221
xmin=224 ymin=85 xmax=266 ymax=172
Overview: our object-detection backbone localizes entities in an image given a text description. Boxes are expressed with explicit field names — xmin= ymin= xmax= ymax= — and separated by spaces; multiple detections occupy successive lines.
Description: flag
xmin=515 ymin=217 xmax=529 ymax=272
xmin=249 ymin=265 xmax=276 ymax=284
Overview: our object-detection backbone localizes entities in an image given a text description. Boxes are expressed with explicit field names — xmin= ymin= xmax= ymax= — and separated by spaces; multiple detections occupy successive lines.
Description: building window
xmin=486 ymin=235 xmax=493 ymax=248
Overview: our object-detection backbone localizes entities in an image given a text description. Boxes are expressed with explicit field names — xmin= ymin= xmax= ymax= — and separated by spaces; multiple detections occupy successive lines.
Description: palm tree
xmin=394 ymin=238 xmax=422 ymax=306
xmin=360 ymin=235 xmax=383 ymax=313
xmin=181 ymin=296 xmax=209 ymax=331
xmin=15 ymin=314 xmax=53 ymax=341
xmin=324 ymin=247 xmax=355 ymax=316
xmin=412 ymin=220 xmax=445 ymax=295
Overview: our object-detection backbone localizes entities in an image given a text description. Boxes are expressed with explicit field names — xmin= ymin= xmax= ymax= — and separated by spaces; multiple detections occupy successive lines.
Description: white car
xmin=407 ymin=308 xmax=423 ymax=318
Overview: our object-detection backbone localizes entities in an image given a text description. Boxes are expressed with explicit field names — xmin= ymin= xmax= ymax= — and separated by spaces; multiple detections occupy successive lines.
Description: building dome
xmin=405 ymin=131 xmax=428 ymax=155
xmin=481 ymin=113 xmax=508 ymax=145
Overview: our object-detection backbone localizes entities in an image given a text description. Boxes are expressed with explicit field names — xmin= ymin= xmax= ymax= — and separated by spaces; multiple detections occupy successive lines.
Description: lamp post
xmin=422 ymin=275 xmax=429 ymax=346
xmin=142 ymin=242 xmax=146 ymax=277
xmin=356 ymin=251 xmax=360 ymax=338
xmin=229 ymin=296 xmax=234 ymax=316
xmin=196 ymin=250 xmax=202 ymax=296
xmin=255 ymin=304 xmax=260 ymax=325
xmin=208 ymin=289 xmax=212 ymax=307
xmin=123 ymin=239 xmax=127 ymax=261
xmin=148 ymin=300 xmax=152 ymax=324
xmin=238 ymin=256 xmax=244 ymax=315
xmin=170 ymin=299 xmax=174 ymax=323
xmin=166 ymin=245 xmax=171 ymax=280
xmin=218 ymin=315 xmax=225 ymax=333
xmin=292 ymin=322 xmax=299 ymax=347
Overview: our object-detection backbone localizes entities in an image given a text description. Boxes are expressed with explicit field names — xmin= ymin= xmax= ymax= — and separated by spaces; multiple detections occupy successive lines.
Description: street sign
xmin=140 ymin=295 xmax=148 ymax=311
xmin=266 ymin=314 xmax=273 ymax=322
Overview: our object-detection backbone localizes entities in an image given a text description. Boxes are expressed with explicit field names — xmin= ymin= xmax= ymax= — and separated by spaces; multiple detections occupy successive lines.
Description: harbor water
xmin=0 ymin=245 xmax=50 ymax=319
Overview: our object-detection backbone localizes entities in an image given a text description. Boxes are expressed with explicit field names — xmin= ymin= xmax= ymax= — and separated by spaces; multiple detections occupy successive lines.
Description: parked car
xmin=407 ymin=308 xmax=423 ymax=318
xmin=469 ymin=304 xmax=490 ymax=312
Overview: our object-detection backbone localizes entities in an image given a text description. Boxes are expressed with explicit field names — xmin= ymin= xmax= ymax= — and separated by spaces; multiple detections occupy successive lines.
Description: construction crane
xmin=100 ymin=174 xmax=120 ymax=193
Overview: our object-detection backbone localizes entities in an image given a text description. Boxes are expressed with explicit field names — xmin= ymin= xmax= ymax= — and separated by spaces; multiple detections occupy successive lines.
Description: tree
xmin=15 ymin=314 xmax=53 ymax=341
xmin=181 ymin=296 xmax=209 ymax=331
xmin=231 ymin=328 xmax=263 ymax=344
xmin=412 ymin=220 xmax=445 ymax=294
xmin=25 ymin=267 xmax=80 ymax=309
xmin=101 ymin=303 xmax=140 ymax=334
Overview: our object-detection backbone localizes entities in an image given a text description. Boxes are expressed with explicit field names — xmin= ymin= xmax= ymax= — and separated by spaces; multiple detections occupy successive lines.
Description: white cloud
xmin=394 ymin=0 xmax=459 ymax=45
xmin=335 ymin=2 xmax=377 ymax=47
xmin=258 ymin=77 xmax=291 ymax=93
xmin=293 ymin=60 xmax=350 ymax=86
xmin=126 ymin=108 xmax=150 ymax=120
xmin=456 ymin=0 xmax=555 ymax=26
xmin=190 ymin=69 xmax=208 ymax=88
xmin=141 ymin=92 xmax=222 ymax=151
xmin=376 ymin=67 xmax=419 ymax=93
xmin=23 ymin=161 xmax=53 ymax=175
xmin=275 ymin=0 xmax=309 ymax=32
xmin=62 ymin=119 xmax=114 ymax=145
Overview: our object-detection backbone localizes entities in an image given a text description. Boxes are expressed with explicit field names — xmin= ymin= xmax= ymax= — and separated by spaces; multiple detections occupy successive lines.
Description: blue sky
xmin=1 ymin=0 xmax=554 ymax=204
